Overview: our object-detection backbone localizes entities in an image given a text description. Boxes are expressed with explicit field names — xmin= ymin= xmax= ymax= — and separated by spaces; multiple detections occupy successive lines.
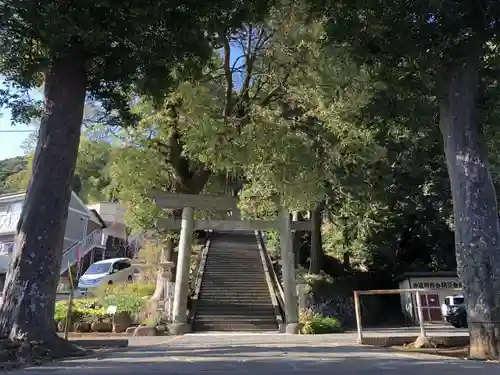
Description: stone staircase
xmin=193 ymin=232 xmax=278 ymax=332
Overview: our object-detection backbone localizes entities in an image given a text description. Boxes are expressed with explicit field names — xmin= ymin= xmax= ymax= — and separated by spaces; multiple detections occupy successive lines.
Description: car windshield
xmin=453 ymin=297 xmax=465 ymax=305
xmin=84 ymin=263 xmax=112 ymax=275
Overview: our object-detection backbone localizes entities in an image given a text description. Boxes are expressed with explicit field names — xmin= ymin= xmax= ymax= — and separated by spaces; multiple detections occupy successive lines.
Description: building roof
xmin=0 ymin=190 xmax=104 ymax=226
xmin=0 ymin=192 xmax=25 ymax=202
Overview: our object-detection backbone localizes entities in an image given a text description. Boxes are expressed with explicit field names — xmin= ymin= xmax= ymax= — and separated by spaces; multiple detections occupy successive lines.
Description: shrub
xmin=54 ymin=283 xmax=155 ymax=324
xmin=90 ymin=282 xmax=155 ymax=299
xmin=299 ymin=308 xmax=344 ymax=334
xmin=101 ymin=295 xmax=147 ymax=315
xmin=54 ymin=299 xmax=108 ymax=324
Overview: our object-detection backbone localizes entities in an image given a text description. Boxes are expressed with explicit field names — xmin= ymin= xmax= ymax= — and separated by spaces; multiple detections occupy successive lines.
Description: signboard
xmin=106 ymin=305 xmax=117 ymax=315
xmin=411 ymin=280 xmax=463 ymax=289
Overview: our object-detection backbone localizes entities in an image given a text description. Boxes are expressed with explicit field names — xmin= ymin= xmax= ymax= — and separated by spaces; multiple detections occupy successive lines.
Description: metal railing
xmin=188 ymin=232 xmax=213 ymax=323
xmin=0 ymin=212 xmax=21 ymax=235
xmin=256 ymin=230 xmax=285 ymax=317
xmin=60 ymin=229 xmax=105 ymax=274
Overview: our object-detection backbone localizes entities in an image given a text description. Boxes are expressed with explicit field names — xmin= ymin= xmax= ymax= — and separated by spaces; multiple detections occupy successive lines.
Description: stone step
xmin=194 ymin=316 xmax=277 ymax=323
xmin=193 ymin=231 xmax=278 ymax=333
xmin=192 ymin=322 xmax=278 ymax=332
xmin=195 ymin=306 xmax=275 ymax=314
xmin=197 ymin=300 xmax=273 ymax=306
xmin=198 ymin=292 xmax=272 ymax=298
xmin=199 ymin=283 xmax=269 ymax=288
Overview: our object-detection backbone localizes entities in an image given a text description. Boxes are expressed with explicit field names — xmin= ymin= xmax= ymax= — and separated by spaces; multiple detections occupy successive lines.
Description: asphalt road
xmin=9 ymin=332 xmax=497 ymax=375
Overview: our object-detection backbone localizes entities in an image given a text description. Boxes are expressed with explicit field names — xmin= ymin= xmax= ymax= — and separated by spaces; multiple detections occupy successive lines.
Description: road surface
xmin=11 ymin=332 xmax=497 ymax=375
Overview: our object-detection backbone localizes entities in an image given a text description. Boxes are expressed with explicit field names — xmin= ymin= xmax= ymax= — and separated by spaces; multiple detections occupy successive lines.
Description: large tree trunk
xmin=439 ymin=53 xmax=500 ymax=360
xmin=0 ymin=48 xmax=86 ymax=352
xmin=309 ymin=206 xmax=323 ymax=274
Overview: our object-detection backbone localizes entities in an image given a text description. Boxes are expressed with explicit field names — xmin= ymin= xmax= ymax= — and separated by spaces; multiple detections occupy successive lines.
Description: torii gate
xmin=151 ymin=190 xmax=312 ymax=335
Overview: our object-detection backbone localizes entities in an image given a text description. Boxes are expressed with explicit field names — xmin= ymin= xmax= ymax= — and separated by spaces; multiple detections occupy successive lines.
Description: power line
xmin=0 ymin=129 xmax=36 ymax=133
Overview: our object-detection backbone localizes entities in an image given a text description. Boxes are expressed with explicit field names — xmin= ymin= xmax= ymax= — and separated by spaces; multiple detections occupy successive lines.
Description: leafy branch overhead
xmin=0 ymin=0 xmax=272 ymax=122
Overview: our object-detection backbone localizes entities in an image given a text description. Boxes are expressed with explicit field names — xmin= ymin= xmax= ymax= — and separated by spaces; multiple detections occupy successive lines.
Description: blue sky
xmin=0 ymin=78 xmax=39 ymax=160
xmin=0 ymin=110 xmax=37 ymax=160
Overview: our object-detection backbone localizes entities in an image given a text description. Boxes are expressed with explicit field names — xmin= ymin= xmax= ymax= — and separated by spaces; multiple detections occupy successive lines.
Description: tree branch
xmin=222 ymin=35 xmax=233 ymax=118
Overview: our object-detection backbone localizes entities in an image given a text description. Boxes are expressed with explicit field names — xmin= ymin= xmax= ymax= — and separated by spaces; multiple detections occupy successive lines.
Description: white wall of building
xmin=88 ymin=203 xmax=127 ymax=240
xmin=398 ymin=275 xmax=462 ymax=323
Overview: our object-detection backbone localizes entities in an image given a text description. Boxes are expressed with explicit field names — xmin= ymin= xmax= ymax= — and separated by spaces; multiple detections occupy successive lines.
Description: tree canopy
xmin=3 ymin=0 xmax=500 ymax=361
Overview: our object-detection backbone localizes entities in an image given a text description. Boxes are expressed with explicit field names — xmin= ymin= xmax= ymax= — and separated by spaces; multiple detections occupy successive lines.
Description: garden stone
xmin=413 ymin=335 xmax=438 ymax=349
xmin=113 ymin=311 xmax=132 ymax=333
xmin=74 ymin=322 xmax=91 ymax=333
xmin=90 ymin=322 xmax=113 ymax=333
xmin=133 ymin=326 xmax=157 ymax=336
xmin=155 ymin=325 xmax=167 ymax=334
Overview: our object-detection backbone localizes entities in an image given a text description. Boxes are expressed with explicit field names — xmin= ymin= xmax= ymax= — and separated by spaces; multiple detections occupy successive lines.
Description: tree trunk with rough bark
xmin=0 ymin=48 xmax=86 ymax=354
xmin=439 ymin=52 xmax=500 ymax=360
xmin=309 ymin=206 xmax=323 ymax=274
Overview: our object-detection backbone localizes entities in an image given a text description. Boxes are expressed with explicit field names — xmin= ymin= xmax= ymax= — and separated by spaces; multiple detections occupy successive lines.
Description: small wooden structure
xmin=353 ymin=286 xmax=463 ymax=345
xmin=396 ymin=271 xmax=462 ymax=323
xmin=151 ymin=190 xmax=311 ymax=334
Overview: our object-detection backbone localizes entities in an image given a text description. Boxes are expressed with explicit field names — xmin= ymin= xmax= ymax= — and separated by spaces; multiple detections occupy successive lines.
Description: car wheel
xmin=108 ymin=280 xmax=113 ymax=285
xmin=127 ymin=275 xmax=133 ymax=282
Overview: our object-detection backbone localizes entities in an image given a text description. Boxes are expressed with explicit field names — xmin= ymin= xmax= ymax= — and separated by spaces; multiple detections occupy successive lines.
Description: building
xmin=396 ymin=271 xmax=463 ymax=323
xmin=87 ymin=202 xmax=141 ymax=259
xmin=0 ymin=191 xmax=107 ymax=290
xmin=0 ymin=192 xmax=141 ymax=289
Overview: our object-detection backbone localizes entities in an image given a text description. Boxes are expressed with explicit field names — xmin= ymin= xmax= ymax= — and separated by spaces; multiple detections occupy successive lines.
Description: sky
xmin=0 ymin=111 xmax=37 ymax=160
xmin=0 ymin=78 xmax=39 ymax=160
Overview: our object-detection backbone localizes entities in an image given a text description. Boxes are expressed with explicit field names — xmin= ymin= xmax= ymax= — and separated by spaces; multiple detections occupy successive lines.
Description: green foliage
xmin=54 ymin=299 xmax=108 ymax=323
xmin=299 ymin=308 xmax=344 ymax=334
xmin=0 ymin=0 xmax=273 ymax=124
xmin=55 ymin=283 xmax=155 ymax=323
xmin=91 ymin=282 xmax=156 ymax=300
xmin=0 ymin=156 xmax=28 ymax=193
xmin=100 ymin=295 xmax=147 ymax=315
xmin=75 ymin=137 xmax=115 ymax=203
xmin=1 ymin=131 xmax=117 ymax=201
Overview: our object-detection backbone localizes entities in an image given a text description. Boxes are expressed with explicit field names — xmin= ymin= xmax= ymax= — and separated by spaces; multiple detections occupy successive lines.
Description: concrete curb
xmin=72 ymin=339 xmax=129 ymax=350
xmin=361 ymin=335 xmax=469 ymax=347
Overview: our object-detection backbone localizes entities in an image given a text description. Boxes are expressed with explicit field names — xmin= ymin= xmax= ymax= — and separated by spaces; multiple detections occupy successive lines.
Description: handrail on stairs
xmin=256 ymin=230 xmax=285 ymax=323
xmin=60 ymin=228 xmax=105 ymax=274
xmin=188 ymin=231 xmax=212 ymax=324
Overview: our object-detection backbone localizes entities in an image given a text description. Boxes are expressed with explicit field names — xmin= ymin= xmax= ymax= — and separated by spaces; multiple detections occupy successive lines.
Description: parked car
xmin=77 ymin=257 xmax=136 ymax=295
xmin=441 ymin=294 xmax=467 ymax=328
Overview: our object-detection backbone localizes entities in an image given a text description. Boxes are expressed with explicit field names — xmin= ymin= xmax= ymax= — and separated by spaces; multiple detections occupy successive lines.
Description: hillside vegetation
xmin=0 ymin=156 xmax=28 ymax=194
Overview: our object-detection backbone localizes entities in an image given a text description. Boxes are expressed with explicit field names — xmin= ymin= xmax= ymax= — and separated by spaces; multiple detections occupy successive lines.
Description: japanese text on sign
xmin=412 ymin=281 xmax=462 ymax=289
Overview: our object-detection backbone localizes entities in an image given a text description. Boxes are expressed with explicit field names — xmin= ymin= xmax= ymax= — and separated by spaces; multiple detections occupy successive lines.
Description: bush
xmin=299 ymin=308 xmax=344 ymax=334
xmin=54 ymin=283 xmax=155 ymax=325
xmin=101 ymin=295 xmax=147 ymax=315
xmin=92 ymin=282 xmax=155 ymax=299
xmin=54 ymin=299 xmax=108 ymax=324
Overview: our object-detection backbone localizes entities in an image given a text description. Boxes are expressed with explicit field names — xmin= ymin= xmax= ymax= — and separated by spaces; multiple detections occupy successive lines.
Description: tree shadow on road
xmin=19 ymin=344 xmax=496 ymax=374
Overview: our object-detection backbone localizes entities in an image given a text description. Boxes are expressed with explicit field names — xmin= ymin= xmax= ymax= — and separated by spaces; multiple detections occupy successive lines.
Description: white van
xmin=77 ymin=257 xmax=135 ymax=294
xmin=441 ymin=294 xmax=465 ymax=322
